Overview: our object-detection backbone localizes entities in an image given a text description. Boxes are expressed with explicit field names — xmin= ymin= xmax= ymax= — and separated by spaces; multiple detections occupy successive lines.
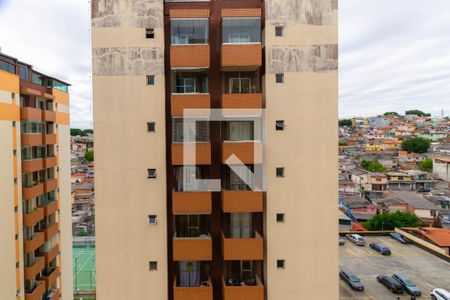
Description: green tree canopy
xmin=339 ymin=119 xmax=352 ymax=127
xmin=84 ymin=150 xmax=94 ymax=162
xmin=82 ymin=129 xmax=93 ymax=135
xmin=363 ymin=211 xmax=421 ymax=231
xmin=384 ymin=112 xmax=399 ymax=117
xmin=401 ymin=137 xmax=431 ymax=154
xmin=405 ymin=109 xmax=431 ymax=117
xmin=70 ymin=128 xmax=83 ymax=136
xmin=361 ymin=160 xmax=387 ymax=172
xmin=419 ymin=158 xmax=433 ymax=170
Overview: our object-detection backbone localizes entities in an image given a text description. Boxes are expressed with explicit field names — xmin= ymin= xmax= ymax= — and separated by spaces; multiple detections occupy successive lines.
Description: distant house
xmin=398 ymin=151 xmax=426 ymax=165
xmin=433 ymin=158 xmax=450 ymax=181
xmin=386 ymin=172 xmax=415 ymax=191
xmin=386 ymin=191 xmax=437 ymax=219
xmin=370 ymin=174 xmax=388 ymax=192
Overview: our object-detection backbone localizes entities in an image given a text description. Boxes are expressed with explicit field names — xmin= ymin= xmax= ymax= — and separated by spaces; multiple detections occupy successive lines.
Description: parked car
xmin=369 ymin=243 xmax=391 ymax=255
xmin=339 ymin=270 xmax=364 ymax=291
xmin=390 ymin=232 xmax=409 ymax=244
xmin=418 ymin=187 xmax=431 ymax=193
xmin=392 ymin=273 xmax=421 ymax=296
xmin=346 ymin=234 xmax=366 ymax=246
xmin=376 ymin=275 xmax=404 ymax=294
xmin=431 ymin=288 xmax=450 ymax=300
xmin=339 ymin=238 xmax=345 ymax=246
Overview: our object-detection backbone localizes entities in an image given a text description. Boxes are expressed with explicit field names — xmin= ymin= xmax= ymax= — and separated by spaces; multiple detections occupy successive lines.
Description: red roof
xmin=351 ymin=222 xmax=368 ymax=231
xmin=403 ymin=227 xmax=450 ymax=247
xmin=72 ymin=173 xmax=85 ymax=178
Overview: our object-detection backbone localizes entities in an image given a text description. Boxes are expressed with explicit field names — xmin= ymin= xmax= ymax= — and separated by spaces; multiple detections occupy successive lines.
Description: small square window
xmin=13 ymin=178 xmax=17 ymax=185
xmin=276 ymin=74 xmax=284 ymax=84
xmin=146 ymin=28 xmax=155 ymax=39
xmin=12 ymin=93 xmax=15 ymax=100
xmin=16 ymin=262 xmax=19 ymax=268
xmin=276 ymin=213 xmax=285 ymax=223
xmin=276 ymin=167 xmax=285 ymax=178
xmin=12 ymin=121 xmax=16 ymax=128
xmin=275 ymin=26 xmax=283 ymax=37
xmin=275 ymin=120 xmax=285 ymax=131
xmin=149 ymin=261 xmax=157 ymax=271
xmin=15 ymin=234 xmax=18 ymax=240
xmin=146 ymin=75 xmax=155 ymax=85
xmin=147 ymin=122 xmax=155 ymax=132
xmin=56 ymin=124 xmax=59 ymax=129
xmin=55 ymin=103 xmax=58 ymax=109
xmin=14 ymin=206 xmax=18 ymax=212
xmin=148 ymin=215 xmax=157 ymax=225
xmin=13 ymin=150 xmax=16 ymax=156
xmin=277 ymin=260 xmax=285 ymax=269
xmin=148 ymin=169 xmax=157 ymax=179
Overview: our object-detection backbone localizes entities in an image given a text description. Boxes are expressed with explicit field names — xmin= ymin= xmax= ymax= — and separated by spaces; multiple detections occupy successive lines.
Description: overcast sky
xmin=0 ymin=0 xmax=449 ymax=128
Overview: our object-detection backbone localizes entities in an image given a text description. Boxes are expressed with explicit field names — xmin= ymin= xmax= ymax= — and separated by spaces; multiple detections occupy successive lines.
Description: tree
xmin=363 ymin=211 xmax=421 ymax=231
xmin=384 ymin=112 xmax=399 ymax=117
xmin=405 ymin=109 xmax=431 ymax=117
xmin=339 ymin=119 xmax=352 ymax=127
xmin=401 ymin=137 xmax=431 ymax=154
xmin=419 ymin=158 xmax=433 ymax=170
xmin=71 ymin=128 xmax=83 ymax=136
xmin=84 ymin=151 xmax=94 ymax=162
xmin=361 ymin=160 xmax=387 ymax=172
xmin=339 ymin=141 xmax=349 ymax=146
xmin=82 ymin=129 xmax=93 ymax=136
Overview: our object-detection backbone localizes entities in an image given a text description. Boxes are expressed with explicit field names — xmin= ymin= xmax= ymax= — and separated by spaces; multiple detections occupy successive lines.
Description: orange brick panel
xmin=171 ymin=94 xmax=211 ymax=117
xmin=221 ymin=190 xmax=263 ymax=213
xmin=222 ymin=277 xmax=264 ymax=300
xmin=170 ymin=9 xmax=210 ymax=18
xmin=21 ymin=107 xmax=43 ymax=121
xmin=24 ymin=232 xmax=45 ymax=253
xmin=221 ymin=8 xmax=262 ymax=17
xmin=221 ymin=44 xmax=262 ymax=68
xmin=173 ymin=278 xmax=213 ymax=300
xmin=222 ymin=142 xmax=263 ymax=164
xmin=221 ymin=232 xmax=263 ymax=260
xmin=172 ymin=190 xmax=212 ymax=214
xmin=21 ymin=134 xmax=43 ymax=147
xmin=222 ymin=93 xmax=263 ymax=109
xmin=172 ymin=143 xmax=211 ymax=165
xmin=173 ymin=238 xmax=212 ymax=261
xmin=171 ymin=45 xmax=210 ymax=68
xmin=24 ymin=280 xmax=45 ymax=300
xmin=22 ymin=159 xmax=44 ymax=173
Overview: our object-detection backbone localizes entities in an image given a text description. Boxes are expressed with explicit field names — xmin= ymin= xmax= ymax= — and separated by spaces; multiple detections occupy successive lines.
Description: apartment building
xmin=0 ymin=52 xmax=73 ymax=300
xmin=92 ymin=0 xmax=338 ymax=299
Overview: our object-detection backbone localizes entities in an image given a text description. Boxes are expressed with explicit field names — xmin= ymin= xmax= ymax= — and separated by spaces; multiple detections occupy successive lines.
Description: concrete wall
xmin=91 ymin=0 xmax=168 ymax=299
xmin=264 ymin=0 xmax=339 ymax=299
xmin=433 ymin=159 xmax=450 ymax=181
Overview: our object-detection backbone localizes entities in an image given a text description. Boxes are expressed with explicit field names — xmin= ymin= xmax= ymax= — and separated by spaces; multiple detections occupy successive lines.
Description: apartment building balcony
xmin=44 ymin=156 xmax=57 ymax=168
xmin=221 ymin=190 xmax=263 ymax=213
xmin=172 ymin=143 xmax=211 ymax=165
xmin=23 ymin=183 xmax=44 ymax=200
xmin=46 ymin=289 xmax=59 ymax=300
xmin=173 ymin=236 xmax=212 ymax=261
xmin=171 ymin=94 xmax=211 ymax=117
xmin=44 ymin=134 xmax=57 ymax=145
xmin=221 ymin=44 xmax=262 ymax=69
xmin=222 ymin=93 xmax=262 ymax=110
xmin=222 ymin=275 xmax=264 ymax=300
xmin=44 ymin=178 xmax=58 ymax=193
xmin=222 ymin=141 xmax=262 ymax=164
xmin=24 ymin=281 xmax=45 ymax=300
xmin=23 ymin=207 xmax=45 ymax=227
xmin=172 ymin=190 xmax=212 ymax=214
xmin=21 ymin=107 xmax=43 ymax=121
xmin=43 ymin=223 xmax=58 ymax=241
xmin=40 ymin=244 xmax=59 ymax=263
xmin=173 ymin=277 xmax=213 ymax=300
xmin=24 ymin=256 xmax=45 ymax=280
xmin=171 ymin=45 xmax=210 ymax=68
xmin=22 ymin=158 xmax=44 ymax=173
xmin=42 ymin=110 xmax=56 ymax=122
xmin=40 ymin=267 xmax=59 ymax=289
xmin=221 ymin=231 xmax=263 ymax=260
xmin=24 ymin=232 xmax=45 ymax=253
xmin=42 ymin=200 xmax=58 ymax=216
xmin=22 ymin=134 xmax=43 ymax=147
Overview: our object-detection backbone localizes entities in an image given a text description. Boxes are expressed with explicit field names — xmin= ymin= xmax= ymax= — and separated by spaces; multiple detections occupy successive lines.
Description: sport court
xmin=73 ymin=246 xmax=96 ymax=292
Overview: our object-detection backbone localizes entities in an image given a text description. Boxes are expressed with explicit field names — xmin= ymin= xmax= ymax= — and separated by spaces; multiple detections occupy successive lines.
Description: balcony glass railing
xmin=171 ymin=70 xmax=208 ymax=94
xmin=171 ymin=19 xmax=208 ymax=45
xmin=222 ymin=18 xmax=261 ymax=44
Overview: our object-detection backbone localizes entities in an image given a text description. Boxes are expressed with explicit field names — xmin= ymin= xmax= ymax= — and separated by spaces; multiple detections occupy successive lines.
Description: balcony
xmin=221 ymin=231 xmax=263 ymax=260
xmin=222 ymin=276 xmax=264 ymax=300
xmin=221 ymin=190 xmax=263 ymax=213
xmin=23 ymin=183 xmax=44 ymax=200
xmin=23 ymin=207 xmax=45 ymax=227
xmin=172 ymin=143 xmax=211 ymax=165
xmin=21 ymin=134 xmax=43 ymax=147
xmin=172 ymin=190 xmax=212 ymax=214
xmin=222 ymin=141 xmax=262 ymax=164
xmin=44 ymin=223 xmax=59 ymax=241
xmin=171 ymin=45 xmax=210 ymax=68
xmin=40 ymin=267 xmax=60 ymax=289
xmin=173 ymin=277 xmax=213 ymax=300
xmin=21 ymin=107 xmax=43 ymax=121
xmin=44 ymin=156 xmax=58 ymax=168
xmin=46 ymin=289 xmax=59 ymax=300
xmin=173 ymin=236 xmax=212 ymax=261
xmin=25 ymin=281 xmax=45 ymax=300
xmin=22 ymin=159 xmax=44 ymax=173
xmin=44 ymin=134 xmax=57 ymax=145
xmin=42 ymin=110 xmax=56 ymax=122
xmin=222 ymin=93 xmax=263 ymax=110
xmin=24 ymin=256 xmax=45 ymax=280
xmin=44 ymin=178 xmax=58 ymax=193
xmin=42 ymin=200 xmax=58 ymax=216
xmin=24 ymin=232 xmax=45 ymax=253
xmin=221 ymin=44 xmax=262 ymax=69
xmin=41 ymin=244 xmax=59 ymax=263
xmin=171 ymin=94 xmax=211 ymax=117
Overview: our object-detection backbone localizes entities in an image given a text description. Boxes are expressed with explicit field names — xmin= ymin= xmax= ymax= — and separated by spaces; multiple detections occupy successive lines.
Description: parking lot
xmin=340 ymin=235 xmax=450 ymax=299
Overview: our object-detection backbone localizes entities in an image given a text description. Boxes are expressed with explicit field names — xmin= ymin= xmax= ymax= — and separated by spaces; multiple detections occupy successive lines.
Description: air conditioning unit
xmin=16 ymin=290 xmax=23 ymax=297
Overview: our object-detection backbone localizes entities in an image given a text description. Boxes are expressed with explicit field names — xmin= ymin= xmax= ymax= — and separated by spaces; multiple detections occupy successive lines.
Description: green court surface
xmin=73 ymin=246 xmax=96 ymax=292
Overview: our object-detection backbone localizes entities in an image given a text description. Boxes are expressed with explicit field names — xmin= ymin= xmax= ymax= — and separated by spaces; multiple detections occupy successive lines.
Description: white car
xmin=346 ymin=234 xmax=366 ymax=246
xmin=431 ymin=288 xmax=450 ymax=300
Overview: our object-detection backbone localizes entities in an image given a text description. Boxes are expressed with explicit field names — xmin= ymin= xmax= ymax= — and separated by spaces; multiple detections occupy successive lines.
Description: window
xmin=227 ymin=121 xmax=254 ymax=141
xmin=146 ymin=28 xmax=155 ymax=39
xmin=275 ymin=120 xmax=285 ymax=131
xmin=146 ymin=75 xmax=155 ymax=85
xmin=149 ymin=261 xmax=158 ymax=271
xmin=12 ymin=93 xmax=15 ymax=100
xmin=222 ymin=17 xmax=261 ymax=44
xmin=229 ymin=77 xmax=251 ymax=94
xmin=275 ymin=26 xmax=284 ymax=37
xmin=15 ymin=234 xmax=18 ymax=240
xmin=231 ymin=213 xmax=252 ymax=238
xmin=277 ymin=260 xmax=285 ymax=269
xmin=276 ymin=73 xmax=284 ymax=84
xmin=172 ymin=119 xmax=209 ymax=142
xmin=148 ymin=215 xmax=157 ymax=225
xmin=147 ymin=122 xmax=155 ymax=132
xmin=147 ymin=169 xmax=157 ymax=179
xmin=230 ymin=165 xmax=252 ymax=191
xmin=18 ymin=64 xmax=30 ymax=81
xmin=13 ymin=178 xmax=17 ymax=185
xmin=13 ymin=150 xmax=16 ymax=156
xmin=171 ymin=70 xmax=208 ymax=94
xmin=14 ymin=206 xmax=18 ymax=212
xmin=0 ymin=59 xmax=16 ymax=74
xmin=32 ymin=72 xmax=46 ymax=86
xmin=16 ymin=262 xmax=19 ymax=268
xmin=12 ymin=121 xmax=16 ymax=128
xmin=52 ymin=80 xmax=68 ymax=92
xmin=276 ymin=213 xmax=285 ymax=223
xmin=175 ymin=166 xmax=203 ymax=192
xmin=276 ymin=167 xmax=285 ymax=178
xmin=171 ymin=19 xmax=208 ymax=45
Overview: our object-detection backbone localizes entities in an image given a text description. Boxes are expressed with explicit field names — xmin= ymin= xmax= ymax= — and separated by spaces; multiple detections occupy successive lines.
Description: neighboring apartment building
xmin=92 ymin=0 xmax=338 ymax=299
xmin=0 ymin=52 xmax=72 ymax=300
xmin=434 ymin=157 xmax=450 ymax=182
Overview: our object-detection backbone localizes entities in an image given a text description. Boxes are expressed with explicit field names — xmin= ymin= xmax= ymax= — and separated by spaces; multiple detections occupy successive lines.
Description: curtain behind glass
xmin=231 ymin=213 xmax=252 ymax=238
xmin=179 ymin=261 xmax=200 ymax=287
xmin=229 ymin=121 xmax=253 ymax=141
